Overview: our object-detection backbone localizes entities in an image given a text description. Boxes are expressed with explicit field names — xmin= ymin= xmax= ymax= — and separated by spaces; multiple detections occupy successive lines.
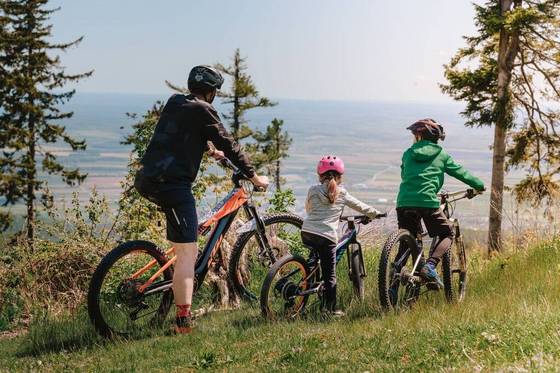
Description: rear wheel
xmin=260 ymin=255 xmax=310 ymax=320
xmin=378 ymin=230 xmax=421 ymax=312
xmin=229 ymin=213 xmax=303 ymax=303
xmin=349 ymin=244 xmax=365 ymax=301
xmin=88 ymin=240 xmax=173 ymax=338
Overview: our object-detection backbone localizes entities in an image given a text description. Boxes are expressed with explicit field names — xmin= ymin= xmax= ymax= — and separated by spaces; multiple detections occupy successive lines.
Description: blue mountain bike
xmin=260 ymin=214 xmax=386 ymax=319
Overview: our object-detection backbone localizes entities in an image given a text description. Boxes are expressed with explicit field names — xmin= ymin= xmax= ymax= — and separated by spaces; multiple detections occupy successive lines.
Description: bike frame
xmin=396 ymin=189 xmax=472 ymax=282
xmin=134 ymin=183 xmax=272 ymax=297
xmin=300 ymin=217 xmax=363 ymax=294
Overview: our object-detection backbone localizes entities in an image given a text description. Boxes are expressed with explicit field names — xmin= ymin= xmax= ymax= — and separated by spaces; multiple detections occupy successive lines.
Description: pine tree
xmin=215 ymin=49 xmax=276 ymax=141
xmin=117 ymin=103 xmax=165 ymax=241
xmin=441 ymin=0 xmax=560 ymax=252
xmin=252 ymin=118 xmax=292 ymax=190
xmin=0 ymin=0 xmax=92 ymax=248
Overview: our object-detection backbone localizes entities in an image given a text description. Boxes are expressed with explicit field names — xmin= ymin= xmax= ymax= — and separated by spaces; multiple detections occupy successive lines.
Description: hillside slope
xmin=1 ymin=240 xmax=559 ymax=372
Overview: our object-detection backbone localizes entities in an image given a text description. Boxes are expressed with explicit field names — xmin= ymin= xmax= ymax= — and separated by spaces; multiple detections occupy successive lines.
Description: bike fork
xmin=244 ymin=205 xmax=274 ymax=263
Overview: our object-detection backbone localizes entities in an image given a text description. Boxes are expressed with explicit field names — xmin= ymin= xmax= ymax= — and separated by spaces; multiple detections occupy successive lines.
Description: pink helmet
xmin=317 ymin=155 xmax=345 ymax=175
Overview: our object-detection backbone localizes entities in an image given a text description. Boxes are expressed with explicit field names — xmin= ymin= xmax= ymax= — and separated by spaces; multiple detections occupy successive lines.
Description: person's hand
xmin=250 ymin=174 xmax=269 ymax=190
xmin=210 ymin=149 xmax=225 ymax=160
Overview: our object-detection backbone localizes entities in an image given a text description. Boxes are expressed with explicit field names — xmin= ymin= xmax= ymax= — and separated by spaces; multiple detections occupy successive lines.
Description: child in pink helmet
xmin=301 ymin=155 xmax=381 ymax=316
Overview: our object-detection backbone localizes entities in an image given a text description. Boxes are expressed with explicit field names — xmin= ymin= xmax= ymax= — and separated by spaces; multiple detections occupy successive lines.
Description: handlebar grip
xmin=377 ymin=212 xmax=388 ymax=218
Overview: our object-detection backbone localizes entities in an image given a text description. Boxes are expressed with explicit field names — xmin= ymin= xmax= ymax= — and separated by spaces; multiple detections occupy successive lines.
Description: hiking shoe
xmin=420 ymin=263 xmax=443 ymax=290
xmin=174 ymin=315 xmax=194 ymax=334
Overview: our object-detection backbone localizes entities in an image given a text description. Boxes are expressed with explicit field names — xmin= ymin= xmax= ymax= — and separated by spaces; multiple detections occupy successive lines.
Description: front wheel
xmin=88 ymin=240 xmax=173 ymax=338
xmin=260 ymin=254 xmax=310 ymax=320
xmin=349 ymin=243 xmax=365 ymax=301
xmin=442 ymin=223 xmax=468 ymax=303
xmin=229 ymin=213 xmax=303 ymax=303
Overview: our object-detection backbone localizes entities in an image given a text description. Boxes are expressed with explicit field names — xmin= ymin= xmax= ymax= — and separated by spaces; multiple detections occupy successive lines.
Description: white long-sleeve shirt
xmin=302 ymin=183 xmax=380 ymax=243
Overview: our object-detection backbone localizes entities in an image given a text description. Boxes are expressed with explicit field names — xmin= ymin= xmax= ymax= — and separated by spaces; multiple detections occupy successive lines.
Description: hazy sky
xmin=49 ymin=0 xmax=478 ymax=102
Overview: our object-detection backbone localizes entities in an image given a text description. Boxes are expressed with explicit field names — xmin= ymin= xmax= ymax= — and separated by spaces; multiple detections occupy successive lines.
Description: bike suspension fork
xmin=244 ymin=205 xmax=274 ymax=263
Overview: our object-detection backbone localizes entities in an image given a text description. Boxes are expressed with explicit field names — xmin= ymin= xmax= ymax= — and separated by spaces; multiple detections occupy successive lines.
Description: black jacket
xmin=139 ymin=94 xmax=255 ymax=184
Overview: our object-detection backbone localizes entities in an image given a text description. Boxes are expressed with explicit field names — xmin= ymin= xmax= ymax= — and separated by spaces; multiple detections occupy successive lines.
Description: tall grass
xmin=1 ymin=238 xmax=559 ymax=371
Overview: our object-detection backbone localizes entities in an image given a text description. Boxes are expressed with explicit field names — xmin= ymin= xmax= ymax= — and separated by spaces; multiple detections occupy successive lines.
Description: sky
xmin=49 ymin=0 xmax=479 ymax=103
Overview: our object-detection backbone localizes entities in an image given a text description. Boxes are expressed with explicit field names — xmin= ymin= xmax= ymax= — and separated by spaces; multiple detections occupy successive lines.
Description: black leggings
xmin=301 ymin=231 xmax=338 ymax=310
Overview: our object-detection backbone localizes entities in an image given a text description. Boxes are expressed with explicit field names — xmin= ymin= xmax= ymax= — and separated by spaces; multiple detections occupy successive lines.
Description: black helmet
xmin=407 ymin=118 xmax=446 ymax=141
xmin=188 ymin=65 xmax=224 ymax=91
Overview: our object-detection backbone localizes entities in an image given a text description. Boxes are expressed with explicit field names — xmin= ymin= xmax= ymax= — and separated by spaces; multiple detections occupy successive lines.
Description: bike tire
xmin=88 ymin=240 xmax=173 ymax=338
xmin=378 ymin=229 xmax=418 ymax=312
xmin=350 ymin=244 xmax=365 ymax=301
xmin=260 ymin=254 xmax=310 ymax=320
xmin=442 ymin=223 xmax=468 ymax=303
xmin=229 ymin=213 xmax=303 ymax=302
xmin=441 ymin=249 xmax=455 ymax=303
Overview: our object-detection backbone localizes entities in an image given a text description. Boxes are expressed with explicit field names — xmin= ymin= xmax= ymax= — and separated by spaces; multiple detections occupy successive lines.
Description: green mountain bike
xmin=378 ymin=188 xmax=482 ymax=311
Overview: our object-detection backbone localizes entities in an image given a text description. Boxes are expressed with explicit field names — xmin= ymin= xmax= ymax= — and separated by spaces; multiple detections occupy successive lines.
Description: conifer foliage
xmin=215 ymin=49 xmax=276 ymax=141
xmin=252 ymin=118 xmax=292 ymax=190
xmin=441 ymin=0 xmax=560 ymax=252
xmin=0 ymin=0 xmax=92 ymax=247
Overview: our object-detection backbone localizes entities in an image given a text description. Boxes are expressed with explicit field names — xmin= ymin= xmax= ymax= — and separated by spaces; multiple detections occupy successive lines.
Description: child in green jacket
xmin=397 ymin=119 xmax=485 ymax=287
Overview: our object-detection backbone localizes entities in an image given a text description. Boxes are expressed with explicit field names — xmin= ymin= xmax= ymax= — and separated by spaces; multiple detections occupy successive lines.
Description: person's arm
xmin=343 ymin=190 xmax=381 ymax=218
xmin=200 ymin=106 xmax=255 ymax=177
xmin=304 ymin=188 xmax=313 ymax=214
xmin=444 ymin=153 xmax=485 ymax=191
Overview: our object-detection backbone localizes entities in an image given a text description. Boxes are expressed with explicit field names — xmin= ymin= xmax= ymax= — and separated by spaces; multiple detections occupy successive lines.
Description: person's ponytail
xmin=327 ymin=177 xmax=339 ymax=203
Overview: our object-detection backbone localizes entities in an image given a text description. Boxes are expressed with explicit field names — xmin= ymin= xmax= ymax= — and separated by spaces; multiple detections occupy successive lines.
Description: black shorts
xmin=134 ymin=170 xmax=198 ymax=243
xmin=396 ymin=207 xmax=454 ymax=239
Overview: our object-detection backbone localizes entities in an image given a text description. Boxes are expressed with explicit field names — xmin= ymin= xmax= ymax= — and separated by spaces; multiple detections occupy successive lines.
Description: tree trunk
xmin=232 ymin=50 xmax=240 ymax=140
xmin=26 ymin=44 xmax=36 ymax=251
xmin=275 ymin=159 xmax=281 ymax=190
xmin=488 ymin=123 xmax=506 ymax=252
xmin=487 ymin=0 xmax=522 ymax=253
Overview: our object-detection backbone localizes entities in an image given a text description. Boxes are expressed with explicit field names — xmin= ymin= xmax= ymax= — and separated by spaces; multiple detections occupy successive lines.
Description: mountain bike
xmin=88 ymin=159 xmax=303 ymax=337
xmin=260 ymin=214 xmax=387 ymax=320
xmin=377 ymin=188 xmax=482 ymax=311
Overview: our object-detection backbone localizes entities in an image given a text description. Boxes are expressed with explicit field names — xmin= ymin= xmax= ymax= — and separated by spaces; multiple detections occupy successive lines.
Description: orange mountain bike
xmin=87 ymin=159 xmax=303 ymax=337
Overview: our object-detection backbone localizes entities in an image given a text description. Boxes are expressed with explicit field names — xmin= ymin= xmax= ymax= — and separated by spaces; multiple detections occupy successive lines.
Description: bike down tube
xmin=336 ymin=230 xmax=356 ymax=263
xmin=143 ymin=213 xmax=238 ymax=296
xmin=194 ymin=209 xmax=239 ymax=285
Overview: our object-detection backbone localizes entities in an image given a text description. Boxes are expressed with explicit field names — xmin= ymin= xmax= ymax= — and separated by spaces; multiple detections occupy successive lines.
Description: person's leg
xmin=301 ymin=232 xmax=338 ymax=312
xmin=172 ymin=242 xmax=197 ymax=302
xmin=422 ymin=208 xmax=454 ymax=267
xmin=163 ymin=190 xmax=199 ymax=333
xmin=396 ymin=208 xmax=423 ymax=262
xmin=316 ymin=237 xmax=338 ymax=312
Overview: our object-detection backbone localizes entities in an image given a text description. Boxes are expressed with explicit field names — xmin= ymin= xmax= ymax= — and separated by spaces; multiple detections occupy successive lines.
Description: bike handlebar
xmin=439 ymin=188 xmax=484 ymax=203
xmin=218 ymin=158 xmax=267 ymax=192
xmin=340 ymin=213 xmax=387 ymax=224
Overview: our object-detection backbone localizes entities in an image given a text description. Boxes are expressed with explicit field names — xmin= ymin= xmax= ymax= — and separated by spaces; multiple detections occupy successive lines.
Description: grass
xmin=1 ymin=239 xmax=560 ymax=372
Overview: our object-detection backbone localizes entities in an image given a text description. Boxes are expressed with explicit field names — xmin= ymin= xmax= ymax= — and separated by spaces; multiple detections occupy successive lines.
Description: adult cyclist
xmin=134 ymin=65 xmax=269 ymax=334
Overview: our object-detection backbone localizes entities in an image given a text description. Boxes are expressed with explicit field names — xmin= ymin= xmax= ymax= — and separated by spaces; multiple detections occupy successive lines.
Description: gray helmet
xmin=407 ymin=118 xmax=446 ymax=141
xmin=188 ymin=65 xmax=224 ymax=91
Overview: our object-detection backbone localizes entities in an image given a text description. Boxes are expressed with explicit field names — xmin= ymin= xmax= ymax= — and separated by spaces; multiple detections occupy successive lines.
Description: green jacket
xmin=397 ymin=140 xmax=485 ymax=208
